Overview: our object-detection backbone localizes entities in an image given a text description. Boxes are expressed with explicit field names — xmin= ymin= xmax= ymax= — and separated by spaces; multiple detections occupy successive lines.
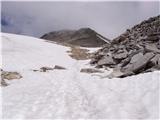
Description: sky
xmin=1 ymin=1 xmax=159 ymax=39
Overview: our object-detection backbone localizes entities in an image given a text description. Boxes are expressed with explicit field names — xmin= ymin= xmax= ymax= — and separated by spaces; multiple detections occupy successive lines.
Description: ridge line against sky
xmin=1 ymin=1 xmax=159 ymax=39
xmin=1 ymin=0 xmax=159 ymax=2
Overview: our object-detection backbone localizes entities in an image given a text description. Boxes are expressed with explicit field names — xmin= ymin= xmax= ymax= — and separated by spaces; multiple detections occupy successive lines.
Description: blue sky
xmin=1 ymin=1 xmax=159 ymax=39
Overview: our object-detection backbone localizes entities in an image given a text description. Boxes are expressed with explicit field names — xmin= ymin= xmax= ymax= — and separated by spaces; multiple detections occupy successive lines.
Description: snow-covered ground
xmin=1 ymin=33 xmax=159 ymax=119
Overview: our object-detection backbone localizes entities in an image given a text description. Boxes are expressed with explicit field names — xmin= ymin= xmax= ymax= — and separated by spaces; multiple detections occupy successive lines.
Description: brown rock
xmin=80 ymin=68 xmax=104 ymax=73
xmin=1 ymin=71 xmax=22 ymax=80
xmin=0 ymin=79 xmax=8 ymax=86
xmin=40 ymin=67 xmax=54 ymax=72
xmin=54 ymin=65 xmax=66 ymax=70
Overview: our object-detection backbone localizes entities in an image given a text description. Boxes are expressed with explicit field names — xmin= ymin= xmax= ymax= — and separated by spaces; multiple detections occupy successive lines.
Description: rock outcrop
xmin=33 ymin=65 xmax=66 ymax=72
xmin=1 ymin=69 xmax=22 ymax=86
xmin=41 ymin=28 xmax=110 ymax=47
xmin=90 ymin=15 xmax=160 ymax=78
xmin=1 ymin=71 xmax=22 ymax=80
xmin=80 ymin=68 xmax=104 ymax=73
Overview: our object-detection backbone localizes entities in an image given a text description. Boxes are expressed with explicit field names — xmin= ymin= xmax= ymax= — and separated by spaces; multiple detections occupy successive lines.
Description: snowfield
xmin=1 ymin=33 xmax=159 ymax=119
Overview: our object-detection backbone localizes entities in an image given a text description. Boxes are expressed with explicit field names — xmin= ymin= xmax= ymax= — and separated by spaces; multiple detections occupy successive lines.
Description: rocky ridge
xmin=41 ymin=28 xmax=110 ymax=47
xmin=90 ymin=15 xmax=160 ymax=78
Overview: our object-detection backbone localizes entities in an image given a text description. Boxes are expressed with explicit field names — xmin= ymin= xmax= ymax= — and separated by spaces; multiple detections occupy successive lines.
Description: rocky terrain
xmin=90 ymin=15 xmax=160 ymax=78
xmin=41 ymin=28 xmax=110 ymax=47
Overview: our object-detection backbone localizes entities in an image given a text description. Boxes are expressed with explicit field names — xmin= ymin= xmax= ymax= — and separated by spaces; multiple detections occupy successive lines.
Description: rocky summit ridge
xmin=90 ymin=15 xmax=160 ymax=78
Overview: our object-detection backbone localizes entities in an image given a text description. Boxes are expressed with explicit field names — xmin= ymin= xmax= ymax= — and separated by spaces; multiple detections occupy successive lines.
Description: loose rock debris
xmin=90 ymin=15 xmax=160 ymax=78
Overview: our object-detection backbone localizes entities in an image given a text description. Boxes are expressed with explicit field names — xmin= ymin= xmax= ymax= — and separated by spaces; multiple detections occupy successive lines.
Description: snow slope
xmin=1 ymin=33 xmax=159 ymax=119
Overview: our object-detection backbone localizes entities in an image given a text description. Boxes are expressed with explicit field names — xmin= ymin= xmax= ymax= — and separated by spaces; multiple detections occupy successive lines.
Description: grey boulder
xmin=97 ymin=55 xmax=116 ymax=66
xmin=123 ymin=52 xmax=155 ymax=73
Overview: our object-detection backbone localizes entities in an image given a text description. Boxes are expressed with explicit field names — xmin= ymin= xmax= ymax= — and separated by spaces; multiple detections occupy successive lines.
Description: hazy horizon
xmin=1 ymin=1 xmax=159 ymax=39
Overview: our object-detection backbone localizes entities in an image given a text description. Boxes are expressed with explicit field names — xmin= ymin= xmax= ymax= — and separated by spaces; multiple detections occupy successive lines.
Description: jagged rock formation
xmin=90 ymin=15 xmax=160 ymax=78
xmin=41 ymin=28 xmax=110 ymax=47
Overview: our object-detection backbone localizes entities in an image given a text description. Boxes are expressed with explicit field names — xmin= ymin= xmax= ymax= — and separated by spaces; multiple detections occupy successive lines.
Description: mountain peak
xmin=41 ymin=27 xmax=110 ymax=47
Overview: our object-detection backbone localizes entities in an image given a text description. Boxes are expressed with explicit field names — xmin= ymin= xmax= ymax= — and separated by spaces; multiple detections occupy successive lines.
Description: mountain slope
xmin=91 ymin=15 xmax=160 ymax=77
xmin=41 ymin=28 xmax=110 ymax=47
xmin=1 ymin=33 xmax=159 ymax=119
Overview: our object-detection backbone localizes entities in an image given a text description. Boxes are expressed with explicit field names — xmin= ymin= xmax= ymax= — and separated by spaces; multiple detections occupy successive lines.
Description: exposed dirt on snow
xmin=67 ymin=46 xmax=92 ymax=60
